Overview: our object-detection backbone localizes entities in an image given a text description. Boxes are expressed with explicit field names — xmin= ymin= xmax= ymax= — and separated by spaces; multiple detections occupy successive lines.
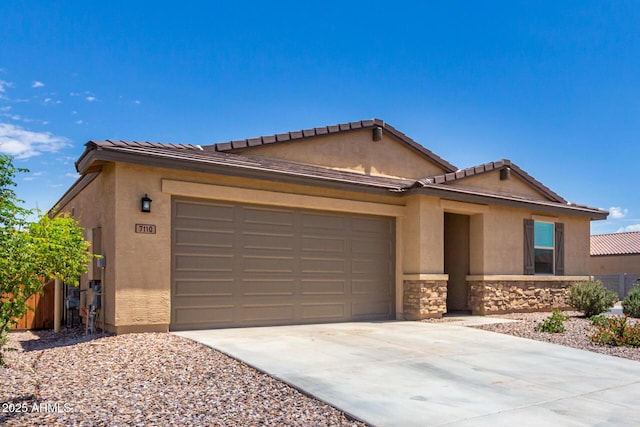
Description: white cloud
xmin=32 ymin=81 xmax=45 ymax=88
xmin=0 ymin=123 xmax=70 ymax=159
xmin=0 ymin=106 xmax=11 ymax=111
xmin=65 ymin=172 xmax=81 ymax=179
xmin=609 ymin=207 xmax=629 ymax=219
xmin=616 ymin=224 xmax=640 ymax=233
xmin=75 ymin=120 xmax=84 ymax=125
xmin=0 ymin=80 xmax=13 ymax=93
xmin=134 ymin=100 xmax=141 ymax=105
xmin=86 ymin=96 xmax=96 ymax=102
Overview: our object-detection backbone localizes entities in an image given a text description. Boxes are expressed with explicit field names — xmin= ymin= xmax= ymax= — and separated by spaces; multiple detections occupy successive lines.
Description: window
xmin=524 ymin=219 xmax=564 ymax=276
xmin=534 ymin=222 xmax=554 ymax=274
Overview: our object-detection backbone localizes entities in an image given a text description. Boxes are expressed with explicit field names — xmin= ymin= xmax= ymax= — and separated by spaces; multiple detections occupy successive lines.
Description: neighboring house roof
xmin=67 ymin=119 xmax=608 ymax=220
xmin=591 ymin=232 xmax=640 ymax=256
xmin=414 ymin=159 xmax=566 ymax=203
xmin=207 ymin=118 xmax=458 ymax=174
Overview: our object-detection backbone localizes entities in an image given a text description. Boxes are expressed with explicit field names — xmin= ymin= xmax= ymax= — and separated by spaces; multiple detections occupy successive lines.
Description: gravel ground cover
xmin=426 ymin=310 xmax=640 ymax=362
xmin=1 ymin=327 xmax=366 ymax=426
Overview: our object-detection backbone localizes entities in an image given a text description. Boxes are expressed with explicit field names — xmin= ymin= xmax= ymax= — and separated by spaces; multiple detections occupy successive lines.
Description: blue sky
xmin=0 ymin=1 xmax=638 ymax=234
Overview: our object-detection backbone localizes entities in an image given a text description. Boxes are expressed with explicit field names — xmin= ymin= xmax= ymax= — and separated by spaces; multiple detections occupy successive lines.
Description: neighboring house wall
xmin=591 ymin=255 xmax=640 ymax=275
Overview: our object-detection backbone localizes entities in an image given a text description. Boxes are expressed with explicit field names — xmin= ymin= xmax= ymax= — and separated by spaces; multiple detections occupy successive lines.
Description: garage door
xmin=171 ymin=198 xmax=395 ymax=330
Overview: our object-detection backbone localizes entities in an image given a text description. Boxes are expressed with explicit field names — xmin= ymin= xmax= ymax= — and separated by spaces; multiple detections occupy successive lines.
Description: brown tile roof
xmin=77 ymin=140 xmax=414 ymax=191
xmin=414 ymin=159 xmax=566 ymax=203
xmin=206 ymin=118 xmax=458 ymax=173
xmin=591 ymin=232 xmax=640 ymax=256
xmin=72 ymin=139 xmax=608 ymax=219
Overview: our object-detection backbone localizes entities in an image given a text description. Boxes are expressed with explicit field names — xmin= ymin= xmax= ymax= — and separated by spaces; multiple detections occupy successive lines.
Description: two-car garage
xmin=170 ymin=198 xmax=396 ymax=330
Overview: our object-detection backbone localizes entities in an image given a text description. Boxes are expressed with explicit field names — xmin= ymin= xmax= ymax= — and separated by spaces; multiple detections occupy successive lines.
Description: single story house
xmin=591 ymin=232 xmax=640 ymax=275
xmin=591 ymin=231 xmax=640 ymax=298
xmin=54 ymin=119 xmax=607 ymax=333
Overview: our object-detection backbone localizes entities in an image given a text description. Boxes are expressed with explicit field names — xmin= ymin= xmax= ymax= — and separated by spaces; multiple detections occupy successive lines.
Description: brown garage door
xmin=171 ymin=198 xmax=395 ymax=330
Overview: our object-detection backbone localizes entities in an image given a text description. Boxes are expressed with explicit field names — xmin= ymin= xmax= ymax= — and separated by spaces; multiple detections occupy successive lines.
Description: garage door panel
xmin=301 ymin=235 xmax=346 ymax=253
xmin=300 ymin=279 xmax=347 ymax=295
xmin=241 ymin=279 xmax=295 ymax=296
xmin=174 ymin=279 xmax=234 ymax=297
xmin=243 ymin=255 xmax=295 ymax=273
xmin=174 ymin=254 xmax=234 ymax=272
xmin=241 ymin=304 xmax=295 ymax=322
xmin=174 ymin=305 xmax=234 ymax=325
xmin=352 ymin=300 xmax=392 ymax=319
xmin=300 ymin=258 xmax=346 ymax=273
xmin=300 ymin=303 xmax=347 ymax=320
xmin=171 ymin=198 xmax=395 ymax=330
xmin=174 ymin=201 xmax=235 ymax=221
xmin=352 ymin=217 xmax=391 ymax=234
xmin=243 ymin=207 xmax=295 ymax=227
xmin=301 ymin=213 xmax=347 ymax=231
xmin=175 ymin=229 xmax=234 ymax=248
xmin=242 ymin=232 xmax=295 ymax=251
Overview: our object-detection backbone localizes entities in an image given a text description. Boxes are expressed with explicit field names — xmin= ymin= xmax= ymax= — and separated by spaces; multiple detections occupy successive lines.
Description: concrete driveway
xmin=174 ymin=321 xmax=640 ymax=426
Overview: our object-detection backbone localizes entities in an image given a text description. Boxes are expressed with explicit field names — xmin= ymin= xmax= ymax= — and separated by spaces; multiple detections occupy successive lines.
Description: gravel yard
xmin=425 ymin=310 xmax=640 ymax=362
xmin=1 ymin=327 xmax=366 ymax=427
xmin=2 ymin=311 xmax=639 ymax=426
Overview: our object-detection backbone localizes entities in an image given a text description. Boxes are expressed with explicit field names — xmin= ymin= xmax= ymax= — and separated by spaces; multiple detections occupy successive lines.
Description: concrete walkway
xmin=174 ymin=321 xmax=640 ymax=426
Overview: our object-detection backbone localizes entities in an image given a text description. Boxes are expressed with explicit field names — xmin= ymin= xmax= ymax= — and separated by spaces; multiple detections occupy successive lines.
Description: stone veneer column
xmin=403 ymin=275 xmax=448 ymax=320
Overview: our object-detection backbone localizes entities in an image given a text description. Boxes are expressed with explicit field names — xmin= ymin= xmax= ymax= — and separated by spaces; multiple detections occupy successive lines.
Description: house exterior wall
xmin=59 ymin=164 xmax=117 ymax=331
xmin=60 ymin=158 xmax=594 ymax=332
xmin=591 ymin=254 xmax=640 ymax=275
xmin=233 ymin=130 xmax=448 ymax=180
xmin=61 ymin=162 xmax=409 ymax=332
xmin=448 ymin=170 xmax=548 ymax=200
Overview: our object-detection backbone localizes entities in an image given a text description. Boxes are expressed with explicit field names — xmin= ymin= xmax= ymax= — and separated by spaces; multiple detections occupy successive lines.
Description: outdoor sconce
xmin=141 ymin=194 xmax=152 ymax=213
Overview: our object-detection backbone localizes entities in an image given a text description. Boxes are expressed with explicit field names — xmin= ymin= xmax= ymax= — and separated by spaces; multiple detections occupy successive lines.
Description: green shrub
xmin=534 ymin=310 xmax=569 ymax=333
xmin=622 ymin=284 xmax=640 ymax=318
xmin=588 ymin=314 xmax=609 ymax=327
xmin=568 ymin=280 xmax=617 ymax=317
xmin=590 ymin=315 xmax=640 ymax=347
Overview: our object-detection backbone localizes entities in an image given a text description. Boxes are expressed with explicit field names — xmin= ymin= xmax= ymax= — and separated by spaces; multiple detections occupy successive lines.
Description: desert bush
xmin=590 ymin=315 xmax=640 ymax=347
xmin=622 ymin=284 xmax=640 ymax=318
xmin=534 ymin=310 xmax=569 ymax=333
xmin=588 ymin=314 xmax=609 ymax=327
xmin=567 ymin=280 xmax=617 ymax=317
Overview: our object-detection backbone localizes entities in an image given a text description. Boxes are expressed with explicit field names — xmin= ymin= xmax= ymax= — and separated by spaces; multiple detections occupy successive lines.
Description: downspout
xmin=54 ymin=278 xmax=62 ymax=332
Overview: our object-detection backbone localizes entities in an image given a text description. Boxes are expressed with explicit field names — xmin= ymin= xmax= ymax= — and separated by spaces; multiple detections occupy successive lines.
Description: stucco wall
xmin=591 ymin=255 xmax=640 ymax=275
xmin=233 ymin=130 xmax=447 ymax=180
xmin=472 ymin=207 xmax=591 ymax=276
xmin=58 ymin=165 xmax=117 ymax=331
xmin=59 ymin=158 xmax=596 ymax=331
xmin=448 ymin=170 xmax=549 ymax=200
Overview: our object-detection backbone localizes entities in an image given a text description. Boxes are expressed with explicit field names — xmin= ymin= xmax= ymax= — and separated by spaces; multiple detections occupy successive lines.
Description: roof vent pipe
xmin=500 ymin=167 xmax=511 ymax=180
xmin=372 ymin=126 xmax=383 ymax=141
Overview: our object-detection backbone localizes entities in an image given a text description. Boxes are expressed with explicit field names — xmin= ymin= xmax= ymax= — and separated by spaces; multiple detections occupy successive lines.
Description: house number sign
xmin=135 ymin=224 xmax=156 ymax=234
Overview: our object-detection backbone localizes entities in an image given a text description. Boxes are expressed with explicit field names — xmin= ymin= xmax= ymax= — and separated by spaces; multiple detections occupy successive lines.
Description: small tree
xmin=0 ymin=154 xmax=94 ymax=366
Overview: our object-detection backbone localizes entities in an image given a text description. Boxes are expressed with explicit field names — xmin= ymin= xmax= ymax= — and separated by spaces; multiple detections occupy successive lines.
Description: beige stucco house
xmin=54 ymin=119 xmax=607 ymax=333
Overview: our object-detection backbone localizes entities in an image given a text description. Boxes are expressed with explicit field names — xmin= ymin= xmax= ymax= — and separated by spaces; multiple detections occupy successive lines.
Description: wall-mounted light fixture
xmin=141 ymin=194 xmax=152 ymax=212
